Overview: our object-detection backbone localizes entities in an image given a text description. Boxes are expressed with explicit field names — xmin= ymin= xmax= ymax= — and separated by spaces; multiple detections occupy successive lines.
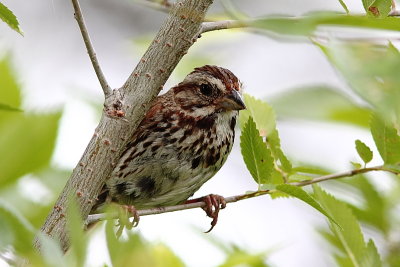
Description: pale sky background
xmin=0 ymin=0 xmax=395 ymax=266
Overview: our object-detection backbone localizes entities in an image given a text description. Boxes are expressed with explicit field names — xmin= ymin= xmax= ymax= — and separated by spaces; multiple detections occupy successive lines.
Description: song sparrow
xmin=93 ymin=65 xmax=245 ymax=231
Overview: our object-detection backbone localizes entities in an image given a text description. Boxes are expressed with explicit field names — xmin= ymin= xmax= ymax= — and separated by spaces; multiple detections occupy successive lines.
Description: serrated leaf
xmin=340 ymin=176 xmax=389 ymax=234
xmin=0 ymin=2 xmax=22 ymax=35
xmin=355 ymin=140 xmax=373 ymax=165
xmin=270 ymin=168 xmax=284 ymax=184
xmin=239 ymin=94 xmax=276 ymax=137
xmin=313 ymin=185 xmax=367 ymax=266
xmin=268 ymin=129 xmax=292 ymax=173
xmin=271 ymin=86 xmax=370 ymax=127
xmin=361 ymin=240 xmax=382 ymax=267
xmin=66 ymin=196 xmax=88 ymax=267
xmin=276 ymin=184 xmax=340 ymax=227
xmin=363 ymin=0 xmax=392 ymax=17
xmin=370 ymin=113 xmax=400 ymax=164
xmin=270 ymin=190 xmax=291 ymax=199
xmin=240 ymin=117 xmax=274 ymax=186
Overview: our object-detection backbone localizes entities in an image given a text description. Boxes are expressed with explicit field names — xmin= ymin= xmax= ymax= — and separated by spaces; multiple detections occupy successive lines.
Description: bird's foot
xmin=186 ymin=194 xmax=226 ymax=233
xmin=115 ymin=205 xmax=140 ymax=237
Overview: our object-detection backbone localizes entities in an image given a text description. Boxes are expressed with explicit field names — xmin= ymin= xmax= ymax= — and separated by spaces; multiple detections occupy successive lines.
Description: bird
xmin=91 ymin=65 xmax=245 ymax=232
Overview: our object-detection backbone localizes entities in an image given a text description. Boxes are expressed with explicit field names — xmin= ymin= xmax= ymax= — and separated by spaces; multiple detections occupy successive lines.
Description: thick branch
xmin=36 ymin=0 xmax=214 ymax=252
xmin=87 ymin=165 xmax=396 ymax=225
xmin=71 ymin=0 xmax=112 ymax=97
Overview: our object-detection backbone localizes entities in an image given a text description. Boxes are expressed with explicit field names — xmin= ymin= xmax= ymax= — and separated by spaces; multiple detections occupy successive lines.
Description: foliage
xmin=0 ymin=2 xmax=22 ymax=34
xmin=355 ymin=139 xmax=373 ymax=165
xmin=240 ymin=117 xmax=274 ymax=186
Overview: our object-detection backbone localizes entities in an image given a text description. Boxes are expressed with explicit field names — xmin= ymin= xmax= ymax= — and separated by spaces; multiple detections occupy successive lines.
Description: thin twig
xmin=289 ymin=165 xmax=393 ymax=186
xmin=71 ymin=0 xmax=112 ymax=97
xmin=86 ymin=164 xmax=396 ymax=225
xmin=200 ymin=20 xmax=249 ymax=34
xmin=86 ymin=190 xmax=270 ymax=225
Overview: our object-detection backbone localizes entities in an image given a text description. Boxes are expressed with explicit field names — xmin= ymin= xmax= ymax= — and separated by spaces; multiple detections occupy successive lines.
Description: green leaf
xmin=350 ymin=161 xmax=362 ymax=169
xmin=271 ymin=86 xmax=370 ymax=127
xmin=0 ymin=103 xmax=22 ymax=112
xmin=318 ymin=42 xmax=400 ymax=126
xmin=0 ymin=2 xmax=22 ymax=34
xmin=288 ymin=173 xmax=313 ymax=182
xmin=276 ymin=184 xmax=340 ymax=227
xmin=361 ymin=240 xmax=382 ymax=267
xmin=66 ymin=196 xmax=88 ymax=267
xmin=105 ymin=219 xmax=120 ymax=266
xmin=239 ymin=94 xmax=276 ymax=137
xmin=0 ymin=57 xmax=61 ymax=187
xmin=219 ymin=249 xmax=270 ymax=267
xmin=355 ymin=140 xmax=373 ymax=165
xmin=340 ymin=176 xmax=389 ymax=234
xmin=292 ymin=165 xmax=330 ymax=175
xmin=252 ymin=13 xmax=400 ymax=37
xmin=313 ymin=185 xmax=367 ymax=266
xmin=370 ymin=113 xmax=400 ymax=164
xmin=0 ymin=200 xmax=34 ymax=254
xmin=0 ymin=112 xmax=61 ymax=187
xmin=363 ymin=0 xmax=392 ymax=17
xmin=268 ymin=129 xmax=292 ymax=173
xmin=106 ymin=219 xmax=185 ymax=267
xmin=338 ymin=0 xmax=350 ymax=14
xmin=0 ymin=57 xmax=21 ymax=108
xmin=240 ymin=117 xmax=274 ymax=186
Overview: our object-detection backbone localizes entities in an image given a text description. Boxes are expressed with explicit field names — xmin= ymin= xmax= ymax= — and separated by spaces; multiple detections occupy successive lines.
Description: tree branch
xmin=71 ymin=0 xmax=112 ymax=97
xmin=290 ymin=165 xmax=395 ymax=186
xmin=200 ymin=20 xmax=249 ymax=34
xmin=36 ymin=0 xmax=214 ymax=252
xmin=86 ymin=165 xmax=397 ymax=225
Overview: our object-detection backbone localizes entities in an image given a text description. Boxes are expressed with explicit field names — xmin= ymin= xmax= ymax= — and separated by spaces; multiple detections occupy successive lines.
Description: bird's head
xmin=172 ymin=65 xmax=246 ymax=117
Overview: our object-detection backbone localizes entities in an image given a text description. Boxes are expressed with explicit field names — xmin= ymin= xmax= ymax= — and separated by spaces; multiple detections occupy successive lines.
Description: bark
xmin=35 ymin=0 xmax=214 ymax=252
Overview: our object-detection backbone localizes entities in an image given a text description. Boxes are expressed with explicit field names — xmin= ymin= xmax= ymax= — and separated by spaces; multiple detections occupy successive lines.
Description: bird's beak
xmin=219 ymin=90 xmax=246 ymax=111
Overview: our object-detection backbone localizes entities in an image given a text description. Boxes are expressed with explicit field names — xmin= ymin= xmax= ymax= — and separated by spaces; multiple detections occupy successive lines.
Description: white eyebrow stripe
xmin=184 ymin=73 xmax=226 ymax=92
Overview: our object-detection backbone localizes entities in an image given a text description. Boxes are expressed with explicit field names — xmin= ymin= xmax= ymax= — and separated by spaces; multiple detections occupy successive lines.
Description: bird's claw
xmin=115 ymin=205 xmax=140 ymax=237
xmin=200 ymin=194 xmax=226 ymax=233
xmin=185 ymin=194 xmax=226 ymax=232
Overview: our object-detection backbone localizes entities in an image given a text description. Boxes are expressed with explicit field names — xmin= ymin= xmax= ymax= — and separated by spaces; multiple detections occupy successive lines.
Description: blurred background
xmin=0 ymin=0 xmax=399 ymax=266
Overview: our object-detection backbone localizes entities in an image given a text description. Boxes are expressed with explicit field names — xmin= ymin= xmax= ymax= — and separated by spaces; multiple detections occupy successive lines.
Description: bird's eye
xmin=200 ymin=84 xmax=213 ymax=96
